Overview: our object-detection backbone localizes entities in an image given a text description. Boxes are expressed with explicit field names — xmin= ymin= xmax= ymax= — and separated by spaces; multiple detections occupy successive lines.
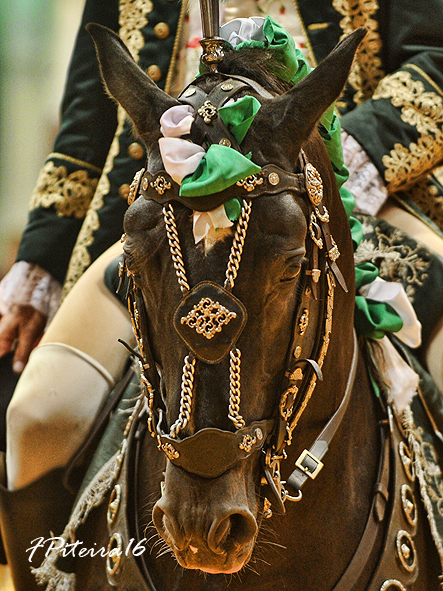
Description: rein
xmin=119 ymin=74 xmax=353 ymax=517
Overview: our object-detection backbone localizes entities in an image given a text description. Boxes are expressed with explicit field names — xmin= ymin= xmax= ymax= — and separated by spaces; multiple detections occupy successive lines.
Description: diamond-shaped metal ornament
xmin=173 ymin=282 xmax=247 ymax=363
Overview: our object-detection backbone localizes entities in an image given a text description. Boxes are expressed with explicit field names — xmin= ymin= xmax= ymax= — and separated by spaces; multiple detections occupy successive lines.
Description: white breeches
xmin=6 ymin=242 xmax=135 ymax=490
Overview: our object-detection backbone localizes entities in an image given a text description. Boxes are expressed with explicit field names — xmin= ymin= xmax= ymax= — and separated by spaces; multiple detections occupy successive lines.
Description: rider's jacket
xmin=16 ymin=0 xmax=443 ymax=295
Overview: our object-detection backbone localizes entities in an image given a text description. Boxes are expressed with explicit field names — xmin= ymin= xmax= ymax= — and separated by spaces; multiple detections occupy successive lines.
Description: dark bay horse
xmin=40 ymin=23 xmax=441 ymax=591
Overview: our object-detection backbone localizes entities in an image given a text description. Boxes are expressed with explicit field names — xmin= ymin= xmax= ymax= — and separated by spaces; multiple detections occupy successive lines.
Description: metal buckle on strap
xmin=295 ymin=449 xmax=324 ymax=480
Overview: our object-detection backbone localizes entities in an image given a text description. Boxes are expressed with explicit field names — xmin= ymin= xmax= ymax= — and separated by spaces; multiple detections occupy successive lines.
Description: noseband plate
xmin=173 ymin=281 xmax=248 ymax=364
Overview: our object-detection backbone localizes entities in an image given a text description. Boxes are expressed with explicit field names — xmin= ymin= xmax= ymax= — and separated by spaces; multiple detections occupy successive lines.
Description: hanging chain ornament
xmin=163 ymin=204 xmax=190 ymax=293
xmin=169 ymin=354 xmax=196 ymax=438
xmin=228 ymin=348 xmax=245 ymax=428
xmin=163 ymin=201 xmax=252 ymax=437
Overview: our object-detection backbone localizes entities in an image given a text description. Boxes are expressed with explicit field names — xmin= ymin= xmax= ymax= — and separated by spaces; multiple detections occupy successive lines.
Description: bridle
xmin=118 ymin=73 xmax=356 ymax=517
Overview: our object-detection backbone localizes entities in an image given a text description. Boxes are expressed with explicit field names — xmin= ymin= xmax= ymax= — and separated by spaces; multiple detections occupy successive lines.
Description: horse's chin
xmin=173 ymin=545 xmax=253 ymax=574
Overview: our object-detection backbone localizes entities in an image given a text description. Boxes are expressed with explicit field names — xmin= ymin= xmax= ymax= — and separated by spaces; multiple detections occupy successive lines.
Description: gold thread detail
xmin=47 ymin=153 xmax=102 ymax=174
xmin=30 ymin=162 xmax=98 ymax=218
xmin=373 ymin=70 xmax=443 ymax=192
xmin=332 ymin=0 xmax=384 ymax=105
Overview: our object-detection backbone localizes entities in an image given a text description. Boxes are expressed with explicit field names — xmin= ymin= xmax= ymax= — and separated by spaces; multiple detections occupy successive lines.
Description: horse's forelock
xmin=217 ymin=48 xmax=293 ymax=95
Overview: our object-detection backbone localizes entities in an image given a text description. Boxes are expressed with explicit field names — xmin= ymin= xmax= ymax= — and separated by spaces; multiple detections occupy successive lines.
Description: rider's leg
xmin=6 ymin=241 xmax=135 ymax=490
xmin=379 ymin=199 xmax=443 ymax=393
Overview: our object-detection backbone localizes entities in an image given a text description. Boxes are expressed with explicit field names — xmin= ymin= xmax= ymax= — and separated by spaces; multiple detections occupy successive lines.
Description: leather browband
xmin=138 ymin=164 xmax=306 ymax=212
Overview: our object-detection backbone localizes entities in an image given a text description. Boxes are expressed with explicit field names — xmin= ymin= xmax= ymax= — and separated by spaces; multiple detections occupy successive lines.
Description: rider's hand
xmin=0 ymin=304 xmax=46 ymax=373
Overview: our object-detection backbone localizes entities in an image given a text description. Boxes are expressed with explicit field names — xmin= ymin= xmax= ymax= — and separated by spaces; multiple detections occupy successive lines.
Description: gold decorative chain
xmin=228 ymin=348 xmax=245 ymax=428
xmin=164 ymin=201 xmax=253 ymax=438
xmin=163 ymin=204 xmax=190 ymax=293
xmin=169 ymin=354 xmax=196 ymax=438
xmin=224 ymin=200 xmax=252 ymax=290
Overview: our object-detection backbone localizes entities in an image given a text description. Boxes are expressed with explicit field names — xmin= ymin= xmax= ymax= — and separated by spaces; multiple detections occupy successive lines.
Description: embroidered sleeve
xmin=341 ymin=131 xmax=387 ymax=215
xmin=0 ymin=261 xmax=62 ymax=323
xmin=30 ymin=154 xmax=101 ymax=219
xmin=341 ymin=61 xmax=443 ymax=194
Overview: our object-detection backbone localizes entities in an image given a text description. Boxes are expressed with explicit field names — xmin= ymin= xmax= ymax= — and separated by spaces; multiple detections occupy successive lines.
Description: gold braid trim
xmin=373 ymin=71 xmax=443 ymax=192
xmin=332 ymin=0 xmax=384 ymax=106
xmin=404 ymin=168 xmax=443 ymax=232
xmin=62 ymin=0 xmax=153 ymax=298
xmin=30 ymin=161 xmax=98 ymax=219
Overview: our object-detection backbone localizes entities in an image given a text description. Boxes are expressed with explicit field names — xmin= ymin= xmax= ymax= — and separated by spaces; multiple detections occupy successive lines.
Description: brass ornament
xmin=263 ymin=498 xmax=273 ymax=519
xmin=107 ymin=484 xmax=122 ymax=526
xmin=221 ymin=82 xmax=234 ymax=91
xmin=379 ymin=581 xmax=407 ymax=591
xmin=289 ymin=367 xmax=304 ymax=381
xmin=305 ymin=162 xmax=323 ymax=206
xmin=299 ymin=309 xmax=309 ymax=335
xmin=236 ymin=174 xmax=264 ymax=192
xmin=106 ymin=533 xmax=123 ymax=576
xmin=150 ymin=175 xmax=172 ymax=196
xmin=239 ymin=434 xmax=256 ymax=453
xmin=294 ymin=346 xmax=302 ymax=359
xmin=395 ymin=530 xmax=417 ymax=573
xmin=162 ymin=442 xmax=180 ymax=460
xmin=180 ymin=297 xmax=237 ymax=340
xmin=183 ymin=87 xmax=196 ymax=97
xmin=219 ymin=138 xmax=231 ymax=147
xmin=127 ymin=168 xmax=145 ymax=205
xmin=268 ymin=172 xmax=280 ymax=186
xmin=328 ymin=237 xmax=341 ymax=262
xmin=399 ymin=441 xmax=415 ymax=482
xmin=199 ymin=37 xmax=225 ymax=73
xmin=198 ymin=100 xmax=218 ymax=124
xmin=401 ymin=484 xmax=418 ymax=527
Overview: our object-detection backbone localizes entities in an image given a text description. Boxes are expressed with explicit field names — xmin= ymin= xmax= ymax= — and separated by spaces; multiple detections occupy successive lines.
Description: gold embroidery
xmin=62 ymin=0 xmax=153 ymax=298
xmin=48 ymin=153 xmax=102 ymax=174
xmin=354 ymin=218 xmax=432 ymax=301
xmin=30 ymin=162 xmax=98 ymax=218
xmin=119 ymin=0 xmax=153 ymax=57
xmin=373 ymin=71 xmax=443 ymax=191
xmin=405 ymin=174 xmax=443 ymax=232
xmin=332 ymin=0 xmax=384 ymax=105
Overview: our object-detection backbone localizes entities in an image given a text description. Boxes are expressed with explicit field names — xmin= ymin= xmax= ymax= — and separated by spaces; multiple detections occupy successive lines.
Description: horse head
xmin=88 ymin=23 xmax=364 ymax=575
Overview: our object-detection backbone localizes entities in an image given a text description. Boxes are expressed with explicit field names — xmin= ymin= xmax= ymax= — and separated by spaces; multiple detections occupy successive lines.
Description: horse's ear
xmin=252 ymin=28 xmax=367 ymax=153
xmin=86 ymin=23 xmax=178 ymax=142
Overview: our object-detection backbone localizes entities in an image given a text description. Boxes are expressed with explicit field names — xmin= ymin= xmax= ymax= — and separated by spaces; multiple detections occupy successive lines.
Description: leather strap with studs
xmin=138 ymin=164 xmax=306 ymax=211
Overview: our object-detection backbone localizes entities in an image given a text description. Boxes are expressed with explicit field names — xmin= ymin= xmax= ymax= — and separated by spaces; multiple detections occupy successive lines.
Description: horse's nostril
xmin=152 ymin=502 xmax=185 ymax=549
xmin=208 ymin=511 xmax=257 ymax=554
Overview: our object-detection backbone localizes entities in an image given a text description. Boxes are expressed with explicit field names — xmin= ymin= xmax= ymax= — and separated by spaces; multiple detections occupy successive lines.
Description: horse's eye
xmin=280 ymin=263 xmax=302 ymax=283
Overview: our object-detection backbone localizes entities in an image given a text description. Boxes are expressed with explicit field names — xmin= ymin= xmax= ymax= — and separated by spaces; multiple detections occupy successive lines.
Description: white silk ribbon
xmin=159 ymin=105 xmax=234 ymax=243
xmin=160 ymin=105 xmax=195 ymax=137
xmin=359 ymin=277 xmax=422 ymax=348
xmin=220 ymin=17 xmax=266 ymax=47
xmin=158 ymin=137 xmax=205 ymax=185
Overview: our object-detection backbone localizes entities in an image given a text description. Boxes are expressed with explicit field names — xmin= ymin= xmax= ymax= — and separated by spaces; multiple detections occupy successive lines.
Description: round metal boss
xmin=398 ymin=441 xmax=415 ymax=482
xmin=106 ymin=533 xmax=123 ymax=576
xmin=395 ymin=530 xmax=417 ymax=573
xmin=400 ymin=483 xmax=417 ymax=527
xmin=379 ymin=581 xmax=407 ymax=591
xmin=107 ymin=484 xmax=122 ymax=525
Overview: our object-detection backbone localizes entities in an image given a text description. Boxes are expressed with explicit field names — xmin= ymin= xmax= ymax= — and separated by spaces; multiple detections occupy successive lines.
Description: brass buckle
xmin=295 ymin=449 xmax=324 ymax=480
